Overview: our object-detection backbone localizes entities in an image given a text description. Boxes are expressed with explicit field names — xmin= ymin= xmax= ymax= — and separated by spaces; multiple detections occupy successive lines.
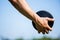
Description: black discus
xmin=32 ymin=10 xmax=54 ymax=30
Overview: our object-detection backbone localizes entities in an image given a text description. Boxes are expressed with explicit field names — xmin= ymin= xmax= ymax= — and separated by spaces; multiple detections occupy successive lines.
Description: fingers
xmin=44 ymin=20 xmax=52 ymax=31
xmin=37 ymin=28 xmax=42 ymax=33
xmin=38 ymin=30 xmax=45 ymax=34
xmin=45 ymin=29 xmax=49 ymax=34
xmin=46 ymin=24 xmax=52 ymax=31
xmin=38 ymin=28 xmax=49 ymax=34
xmin=38 ymin=29 xmax=49 ymax=34
xmin=46 ymin=17 xmax=54 ymax=21
xmin=42 ymin=29 xmax=49 ymax=34
xmin=37 ymin=25 xmax=52 ymax=34
xmin=42 ymin=30 xmax=45 ymax=34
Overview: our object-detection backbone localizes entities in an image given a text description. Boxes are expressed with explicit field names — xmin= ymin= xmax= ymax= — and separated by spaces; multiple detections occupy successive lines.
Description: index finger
xmin=46 ymin=25 xmax=52 ymax=31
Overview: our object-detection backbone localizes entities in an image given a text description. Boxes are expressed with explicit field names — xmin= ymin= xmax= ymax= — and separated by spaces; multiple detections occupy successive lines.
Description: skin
xmin=9 ymin=0 xmax=54 ymax=34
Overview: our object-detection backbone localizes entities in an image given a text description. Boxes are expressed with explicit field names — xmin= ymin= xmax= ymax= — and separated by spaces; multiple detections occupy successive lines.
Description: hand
xmin=34 ymin=17 xmax=54 ymax=34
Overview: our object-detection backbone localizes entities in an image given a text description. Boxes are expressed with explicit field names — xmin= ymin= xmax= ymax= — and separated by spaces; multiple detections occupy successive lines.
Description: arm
xmin=9 ymin=0 xmax=54 ymax=34
xmin=9 ymin=0 xmax=37 ymax=22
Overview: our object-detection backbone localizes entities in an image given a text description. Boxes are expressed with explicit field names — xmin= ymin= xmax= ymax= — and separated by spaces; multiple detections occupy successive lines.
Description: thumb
xmin=46 ymin=18 xmax=54 ymax=21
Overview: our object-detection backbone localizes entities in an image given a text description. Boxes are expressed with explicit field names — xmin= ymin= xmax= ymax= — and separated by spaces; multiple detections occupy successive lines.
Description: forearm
xmin=9 ymin=0 xmax=40 ymax=22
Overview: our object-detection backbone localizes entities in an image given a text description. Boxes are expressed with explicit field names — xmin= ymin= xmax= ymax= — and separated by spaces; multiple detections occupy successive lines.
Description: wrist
xmin=32 ymin=13 xmax=41 ymax=23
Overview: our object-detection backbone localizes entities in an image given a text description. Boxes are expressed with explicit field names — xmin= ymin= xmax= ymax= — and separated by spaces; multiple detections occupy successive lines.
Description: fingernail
xmin=50 ymin=29 xmax=52 ymax=31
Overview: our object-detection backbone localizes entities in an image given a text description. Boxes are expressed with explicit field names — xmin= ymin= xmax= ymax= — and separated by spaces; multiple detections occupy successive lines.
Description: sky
xmin=0 ymin=0 xmax=60 ymax=39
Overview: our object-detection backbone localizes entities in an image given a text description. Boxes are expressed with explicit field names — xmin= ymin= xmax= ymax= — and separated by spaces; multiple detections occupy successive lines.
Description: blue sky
xmin=0 ymin=0 xmax=60 ymax=39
